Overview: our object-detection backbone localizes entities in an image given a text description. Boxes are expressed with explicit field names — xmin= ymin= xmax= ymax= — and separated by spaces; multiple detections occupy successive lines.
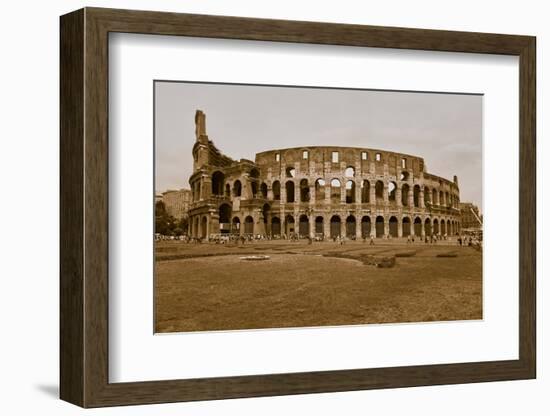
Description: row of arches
xmin=207 ymin=171 xmax=459 ymax=209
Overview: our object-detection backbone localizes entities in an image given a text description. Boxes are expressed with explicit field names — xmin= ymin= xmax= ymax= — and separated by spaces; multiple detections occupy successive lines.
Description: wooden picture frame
xmin=60 ymin=7 xmax=536 ymax=408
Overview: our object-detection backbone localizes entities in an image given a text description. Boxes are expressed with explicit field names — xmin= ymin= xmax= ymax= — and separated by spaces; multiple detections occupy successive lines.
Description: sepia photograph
xmin=154 ymin=81 xmax=483 ymax=334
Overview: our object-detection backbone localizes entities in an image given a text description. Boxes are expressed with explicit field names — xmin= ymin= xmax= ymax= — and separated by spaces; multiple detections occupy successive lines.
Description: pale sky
xmin=155 ymin=81 xmax=482 ymax=211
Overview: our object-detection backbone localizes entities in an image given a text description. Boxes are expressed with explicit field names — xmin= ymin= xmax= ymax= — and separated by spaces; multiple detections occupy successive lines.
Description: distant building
xmin=459 ymin=202 xmax=482 ymax=230
xmin=161 ymin=189 xmax=192 ymax=219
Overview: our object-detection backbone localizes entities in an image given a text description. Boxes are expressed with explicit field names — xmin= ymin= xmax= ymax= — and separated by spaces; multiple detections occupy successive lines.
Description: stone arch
xmin=244 ymin=215 xmax=254 ymax=235
xmin=299 ymin=214 xmax=309 ymax=237
xmin=361 ymin=180 xmax=370 ymax=203
xmin=400 ymin=171 xmax=410 ymax=181
xmin=330 ymin=179 xmax=341 ymax=203
xmin=424 ymin=186 xmax=431 ymax=205
xmin=285 ymin=180 xmax=295 ymax=203
xmin=260 ymin=182 xmax=268 ymax=198
xmin=414 ymin=216 xmax=422 ymax=236
xmin=346 ymin=215 xmax=356 ymax=238
xmin=315 ymin=178 xmax=326 ymax=202
xmin=231 ymin=216 xmax=240 ymax=235
xmin=345 ymin=180 xmax=356 ymax=203
xmin=441 ymin=219 xmax=447 ymax=235
xmin=285 ymin=214 xmax=295 ymax=235
xmin=401 ymin=183 xmax=410 ymax=207
xmin=330 ymin=215 xmax=341 ymax=238
xmin=375 ymin=180 xmax=384 ymax=200
xmin=271 ymin=216 xmax=281 ymax=236
xmin=285 ymin=166 xmax=296 ymax=178
xmin=345 ymin=166 xmax=355 ymax=177
xmin=432 ymin=188 xmax=438 ymax=205
xmin=389 ymin=216 xmax=398 ymax=237
xmin=375 ymin=215 xmax=385 ymax=238
xmin=225 ymin=183 xmax=230 ymax=197
xmin=300 ymin=178 xmax=310 ymax=202
xmin=413 ymin=185 xmax=421 ymax=207
xmin=425 ymin=218 xmax=432 ymax=236
xmin=433 ymin=218 xmax=440 ymax=235
xmin=439 ymin=190 xmax=444 ymax=206
xmin=402 ymin=216 xmax=411 ymax=237
xmin=315 ymin=216 xmax=324 ymax=235
xmin=361 ymin=216 xmax=371 ymax=238
xmin=211 ymin=171 xmax=225 ymax=196
xmin=250 ymin=168 xmax=260 ymax=179
xmin=447 ymin=219 xmax=452 ymax=235
xmin=218 ymin=203 xmax=231 ymax=233
xmin=272 ymin=180 xmax=281 ymax=200
xmin=233 ymin=180 xmax=242 ymax=197
xmin=388 ymin=181 xmax=397 ymax=203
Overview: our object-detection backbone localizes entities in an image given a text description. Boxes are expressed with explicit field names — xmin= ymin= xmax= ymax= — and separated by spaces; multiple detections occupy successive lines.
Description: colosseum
xmin=188 ymin=110 xmax=462 ymax=241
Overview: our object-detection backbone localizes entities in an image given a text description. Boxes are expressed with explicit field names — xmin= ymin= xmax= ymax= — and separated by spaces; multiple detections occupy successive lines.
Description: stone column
xmin=281 ymin=183 xmax=287 ymax=204
xmin=396 ymin=186 xmax=402 ymax=207
xmin=384 ymin=216 xmax=389 ymax=237
xmin=356 ymin=218 xmax=362 ymax=240
xmin=309 ymin=215 xmax=316 ymax=239
xmin=408 ymin=186 xmax=414 ymax=209
xmin=369 ymin=184 xmax=376 ymax=206
xmin=267 ymin=185 xmax=273 ymax=201
xmin=310 ymin=184 xmax=316 ymax=205
xmin=340 ymin=179 xmax=346 ymax=204
xmin=383 ymin=183 xmax=389 ymax=205
xmin=419 ymin=188 xmax=425 ymax=208
xmin=410 ymin=219 xmax=415 ymax=237
xmin=323 ymin=216 xmax=330 ymax=238
xmin=294 ymin=181 xmax=300 ymax=204
xmin=355 ymin=181 xmax=361 ymax=205
xmin=398 ymin=218 xmax=403 ymax=237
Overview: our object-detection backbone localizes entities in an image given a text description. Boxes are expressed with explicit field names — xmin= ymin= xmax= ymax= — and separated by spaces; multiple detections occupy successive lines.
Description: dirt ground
xmin=154 ymin=239 xmax=482 ymax=333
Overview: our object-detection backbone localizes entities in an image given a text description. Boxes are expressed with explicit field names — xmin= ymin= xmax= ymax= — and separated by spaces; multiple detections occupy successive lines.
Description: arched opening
xmin=299 ymin=214 xmax=309 ymax=237
xmin=425 ymin=218 xmax=432 ymax=236
xmin=244 ymin=215 xmax=254 ymax=235
xmin=413 ymin=185 xmax=420 ymax=207
xmin=447 ymin=219 xmax=451 ymax=235
xmin=231 ymin=217 xmax=240 ymax=235
xmin=445 ymin=192 xmax=450 ymax=206
xmin=414 ymin=217 xmax=422 ymax=236
xmin=345 ymin=180 xmax=355 ymax=203
xmin=272 ymin=180 xmax=281 ymax=200
xmin=401 ymin=183 xmax=410 ymax=206
xmin=260 ymin=182 xmax=268 ymax=199
xmin=389 ymin=216 xmax=398 ymax=237
xmin=439 ymin=190 xmax=444 ymax=206
xmin=233 ymin=180 xmax=242 ymax=197
xmin=285 ymin=167 xmax=296 ymax=178
xmin=211 ymin=171 xmax=225 ymax=195
xmin=315 ymin=216 xmax=324 ymax=235
xmin=441 ymin=219 xmax=447 ymax=235
xmin=219 ymin=204 xmax=231 ymax=234
xmin=200 ymin=216 xmax=207 ymax=239
xmin=361 ymin=180 xmax=370 ymax=203
xmin=361 ymin=216 xmax=371 ymax=238
xmin=271 ymin=216 xmax=281 ymax=236
xmin=315 ymin=179 xmax=326 ymax=201
xmin=345 ymin=166 xmax=355 ymax=177
xmin=262 ymin=203 xmax=270 ymax=225
xmin=251 ymin=181 xmax=258 ymax=197
xmin=388 ymin=181 xmax=397 ymax=203
xmin=433 ymin=219 xmax=440 ymax=235
xmin=330 ymin=215 xmax=341 ymax=238
xmin=432 ymin=188 xmax=438 ymax=205
xmin=285 ymin=214 xmax=295 ymax=235
xmin=225 ymin=183 xmax=230 ymax=197
xmin=300 ymin=179 xmax=310 ymax=202
xmin=424 ymin=186 xmax=431 ymax=205
xmin=346 ymin=215 xmax=356 ymax=238
xmin=400 ymin=171 xmax=410 ymax=181
xmin=330 ymin=179 xmax=341 ymax=203
xmin=250 ymin=168 xmax=260 ymax=179
xmin=285 ymin=181 xmax=295 ymax=203
xmin=375 ymin=180 xmax=384 ymax=200
xmin=402 ymin=217 xmax=411 ymax=237
xmin=375 ymin=216 xmax=385 ymax=238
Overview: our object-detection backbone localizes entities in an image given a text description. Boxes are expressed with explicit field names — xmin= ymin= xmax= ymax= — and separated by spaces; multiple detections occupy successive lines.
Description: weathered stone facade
xmin=188 ymin=110 xmax=462 ymax=240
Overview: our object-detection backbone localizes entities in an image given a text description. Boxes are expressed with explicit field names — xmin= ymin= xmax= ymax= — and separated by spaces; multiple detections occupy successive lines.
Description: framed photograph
xmin=60 ymin=7 xmax=536 ymax=407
